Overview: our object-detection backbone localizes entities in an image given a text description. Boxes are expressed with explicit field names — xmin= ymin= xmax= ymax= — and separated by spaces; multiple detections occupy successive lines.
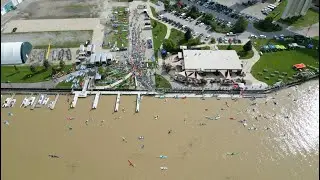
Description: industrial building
xmin=180 ymin=49 xmax=243 ymax=76
xmin=1 ymin=42 xmax=33 ymax=65
xmin=281 ymin=0 xmax=312 ymax=19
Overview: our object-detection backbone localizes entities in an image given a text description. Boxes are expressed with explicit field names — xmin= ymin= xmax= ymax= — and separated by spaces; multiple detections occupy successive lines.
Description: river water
xmin=1 ymin=80 xmax=318 ymax=180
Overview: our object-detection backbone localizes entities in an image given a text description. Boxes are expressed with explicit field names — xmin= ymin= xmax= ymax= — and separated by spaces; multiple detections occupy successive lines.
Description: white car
xmin=249 ymin=34 xmax=258 ymax=39
xmin=259 ymin=35 xmax=267 ymax=39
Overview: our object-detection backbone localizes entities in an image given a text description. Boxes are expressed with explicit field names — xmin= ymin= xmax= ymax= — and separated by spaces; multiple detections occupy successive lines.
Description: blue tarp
xmin=161 ymin=49 xmax=167 ymax=55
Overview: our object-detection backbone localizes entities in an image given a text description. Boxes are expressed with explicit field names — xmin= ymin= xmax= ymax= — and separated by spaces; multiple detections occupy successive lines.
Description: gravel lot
xmin=1 ymin=31 xmax=92 ymax=48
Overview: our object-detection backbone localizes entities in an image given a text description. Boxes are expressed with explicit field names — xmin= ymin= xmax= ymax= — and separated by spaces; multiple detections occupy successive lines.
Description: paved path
xmin=2 ymin=18 xmax=104 ymax=52
xmin=241 ymin=47 xmax=268 ymax=87
xmin=95 ymin=72 xmax=133 ymax=89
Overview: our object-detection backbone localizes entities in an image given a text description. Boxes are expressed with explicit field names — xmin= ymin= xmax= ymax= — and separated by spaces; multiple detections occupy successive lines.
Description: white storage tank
xmin=1 ymin=42 xmax=33 ymax=65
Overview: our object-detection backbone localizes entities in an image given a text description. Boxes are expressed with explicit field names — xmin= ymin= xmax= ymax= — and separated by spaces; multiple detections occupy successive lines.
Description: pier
xmin=114 ymin=92 xmax=120 ymax=112
xmin=50 ymin=93 xmax=59 ymax=110
xmin=92 ymin=92 xmax=100 ymax=109
xmin=70 ymin=92 xmax=79 ymax=108
xmin=136 ymin=93 xmax=141 ymax=113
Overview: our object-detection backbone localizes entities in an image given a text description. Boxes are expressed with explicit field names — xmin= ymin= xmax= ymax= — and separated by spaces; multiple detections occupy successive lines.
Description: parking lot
xmin=157 ymin=12 xmax=248 ymax=44
xmin=181 ymin=0 xmax=268 ymax=21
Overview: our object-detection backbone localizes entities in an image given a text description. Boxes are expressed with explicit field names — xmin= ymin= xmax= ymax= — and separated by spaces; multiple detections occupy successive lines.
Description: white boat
xmin=2 ymin=98 xmax=11 ymax=108
xmin=27 ymin=97 xmax=36 ymax=107
xmin=42 ymin=97 xmax=50 ymax=105
xmin=38 ymin=94 xmax=45 ymax=104
xmin=48 ymin=101 xmax=54 ymax=109
xmin=9 ymin=99 xmax=16 ymax=107
xmin=20 ymin=97 xmax=28 ymax=107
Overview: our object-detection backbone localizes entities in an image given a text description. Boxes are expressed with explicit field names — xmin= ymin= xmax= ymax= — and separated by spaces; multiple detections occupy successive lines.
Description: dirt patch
xmin=10 ymin=0 xmax=103 ymax=19
xmin=1 ymin=30 xmax=92 ymax=48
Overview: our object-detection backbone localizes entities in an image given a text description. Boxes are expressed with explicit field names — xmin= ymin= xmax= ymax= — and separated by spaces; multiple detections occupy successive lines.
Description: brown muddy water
xmin=1 ymin=81 xmax=319 ymax=180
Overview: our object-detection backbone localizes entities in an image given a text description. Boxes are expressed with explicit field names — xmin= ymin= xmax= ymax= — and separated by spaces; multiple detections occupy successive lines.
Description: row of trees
xmin=28 ymin=59 xmax=65 ymax=74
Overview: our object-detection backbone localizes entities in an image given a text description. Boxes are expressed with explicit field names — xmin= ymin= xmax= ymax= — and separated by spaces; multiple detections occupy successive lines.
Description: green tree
xmin=210 ymin=38 xmax=216 ymax=44
xmin=52 ymin=67 xmax=57 ymax=75
xmin=185 ymin=29 xmax=192 ymax=41
xmin=243 ymin=40 xmax=252 ymax=52
xmin=227 ymin=44 xmax=232 ymax=50
xmin=163 ymin=39 xmax=177 ymax=53
xmin=187 ymin=38 xmax=201 ymax=46
xmin=232 ymin=16 xmax=248 ymax=33
xmin=30 ymin=64 xmax=36 ymax=73
xmin=59 ymin=60 xmax=65 ymax=69
xmin=43 ymin=59 xmax=50 ymax=70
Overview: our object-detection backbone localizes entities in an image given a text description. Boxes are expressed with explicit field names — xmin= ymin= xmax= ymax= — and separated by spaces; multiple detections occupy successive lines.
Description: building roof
xmin=182 ymin=50 xmax=242 ymax=71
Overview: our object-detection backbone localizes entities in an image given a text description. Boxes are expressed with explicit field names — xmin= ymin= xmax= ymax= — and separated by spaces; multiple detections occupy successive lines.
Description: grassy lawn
xmin=267 ymin=0 xmax=287 ymax=21
xmin=168 ymin=28 xmax=186 ymax=44
xmin=280 ymin=9 xmax=319 ymax=28
xmin=217 ymin=45 xmax=254 ymax=59
xmin=251 ymin=38 xmax=319 ymax=85
xmin=155 ymin=74 xmax=171 ymax=89
xmin=151 ymin=19 xmax=168 ymax=60
xmin=103 ymin=7 xmax=129 ymax=49
xmin=1 ymin=65 xmax=73 ymax=83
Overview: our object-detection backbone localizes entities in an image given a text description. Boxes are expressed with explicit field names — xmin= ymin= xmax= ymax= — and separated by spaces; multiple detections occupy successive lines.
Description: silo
xmin=1 ymin=42 xmax=33 ymax=65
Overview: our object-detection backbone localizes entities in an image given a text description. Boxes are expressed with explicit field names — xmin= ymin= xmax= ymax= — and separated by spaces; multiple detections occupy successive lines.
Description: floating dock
xmin=136 ymin=93 xmax=141 ymax=113
xmin=70 ymin=92 xmax=79 ymax=108
xmin=92 ymin=92 xmax=100 ymax=109
xmin=114 ymin=92 xmax=121 ymax=112
xmin=49 ymin=93 xmax=59 ymax=110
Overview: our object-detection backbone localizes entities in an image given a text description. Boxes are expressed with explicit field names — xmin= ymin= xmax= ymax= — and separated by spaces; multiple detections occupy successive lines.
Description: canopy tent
xmin=268 ymin=44 xmax=276 ymax=50
xmin=178 ymin=71 xmax=203 ymax=80
xmin=226 ymin=70 xmax=231 ymax=80
xmin=260 ymin=45 xmax=270 ymax=52
xmin=275 ymin=45 xmax=287 ymax=50
xmin=293 ymin=63 xmax=306 ymax=69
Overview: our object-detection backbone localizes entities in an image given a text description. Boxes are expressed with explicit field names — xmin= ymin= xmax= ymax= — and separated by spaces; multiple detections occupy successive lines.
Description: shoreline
xmin=1 ymin=77 xmax=318 ymax=96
